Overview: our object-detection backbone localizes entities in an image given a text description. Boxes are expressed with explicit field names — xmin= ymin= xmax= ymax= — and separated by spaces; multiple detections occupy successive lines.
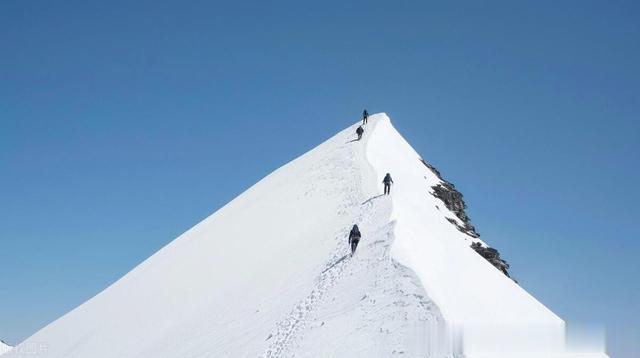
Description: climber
xmin=348 ymin=224 xmax=361 ymax=256
xmin=383 ymin=173 xmax=394 ymax=195
xmin=356 ymin=126 xmax=364 ymax=141
xmin=362 ymin=109 xmax=369 ymax=125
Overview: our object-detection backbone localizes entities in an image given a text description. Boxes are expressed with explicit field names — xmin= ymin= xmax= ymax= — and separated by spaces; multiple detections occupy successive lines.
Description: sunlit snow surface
xmin=0 ymin=341 xmax=12 ymax=356
xmin=7 ymin=114 xmax=606 ymax=357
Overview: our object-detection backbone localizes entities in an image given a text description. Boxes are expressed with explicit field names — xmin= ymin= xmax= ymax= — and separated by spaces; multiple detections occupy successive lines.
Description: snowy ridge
xmin=260 ymin=117 xmax=452 ymax=357
xmin=366 ymin=114 xmax=607 ymax=357
xmin=6 ymin=113 xmax=606 ymax=357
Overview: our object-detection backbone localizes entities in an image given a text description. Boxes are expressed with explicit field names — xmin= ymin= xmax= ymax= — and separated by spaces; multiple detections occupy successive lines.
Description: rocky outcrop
xmin=470 ymin=242 xmax=512 ymax=278
xmin=432 ymin=182 xmax=479 ymax=238
xmin=421 ymin=158 xmax=513 ymax=278
xmin=420 ymin=159 xmax=479 ymax=238
xmin=444 ymin=217 xmax=476 ymax=238
xmin=419 ymin=158 xmax=443 ymax=180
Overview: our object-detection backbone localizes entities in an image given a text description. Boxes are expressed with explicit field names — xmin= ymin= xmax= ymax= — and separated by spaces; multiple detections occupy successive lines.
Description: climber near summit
xmin=383 ymin=173 xmax=394 ymax=195
xmin=362 ymin=109 xmax=369 ymax=125
xmin=348 ymin=224 xmax=361 ymax=256
xmin=356 ymin=126 xmax=364 ymax=141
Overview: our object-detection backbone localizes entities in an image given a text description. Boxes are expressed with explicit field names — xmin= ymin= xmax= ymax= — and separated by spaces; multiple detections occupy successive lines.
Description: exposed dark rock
xmin=420 ymin=157 xmax=514 ymax=279
xmin=445 ymin=217 xmax=477 ymax=237
xmin=420 ymin=158 xmax=443 ymax=180
xmin=428 ymin=176 xmax=480 ymax=238
xmin=470 ymin=242 xmax=512 ymax=278
xmin=420 ymin=159 xmax=477 ymax=235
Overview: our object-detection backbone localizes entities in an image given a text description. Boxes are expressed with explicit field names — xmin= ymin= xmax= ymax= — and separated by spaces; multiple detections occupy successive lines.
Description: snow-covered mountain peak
xmin=6 ymin=113 xmax=607 ymax=357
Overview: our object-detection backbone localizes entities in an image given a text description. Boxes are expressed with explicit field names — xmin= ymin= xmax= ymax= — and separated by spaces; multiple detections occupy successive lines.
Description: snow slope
xmin=0 ymin=341 xmax=12 ymax=355
xmin=7 ymin=114 xmax=606 ymax=358
xmin=366 ymin=116 xmax=607 ymax=357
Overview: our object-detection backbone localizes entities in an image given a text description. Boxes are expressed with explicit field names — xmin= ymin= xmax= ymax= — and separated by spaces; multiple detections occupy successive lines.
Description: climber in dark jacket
xmin=383 ymin=173 xmax=394 ymax=195
xmin=356 ymin=126 xmax=364 ymax=141
xmin=362 ymin=109 xmax=369 ymax=125
xmin=348 ymin=224 xmax=361 ymax=256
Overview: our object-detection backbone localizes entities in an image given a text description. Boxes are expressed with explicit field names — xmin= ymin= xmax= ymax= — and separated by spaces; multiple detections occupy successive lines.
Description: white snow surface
xmin=0 ymin=341 xmax=12 ymax=355
xmin=7 ymin=114 xmax=607 ymax=358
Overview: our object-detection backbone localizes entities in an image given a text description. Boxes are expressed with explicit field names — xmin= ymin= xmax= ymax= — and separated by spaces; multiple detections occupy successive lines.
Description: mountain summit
xmin=7 ymin=114 xmax=606 ymax=357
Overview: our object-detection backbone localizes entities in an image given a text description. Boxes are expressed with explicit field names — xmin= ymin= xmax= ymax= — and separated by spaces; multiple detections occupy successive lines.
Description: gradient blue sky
xmin=1 ymin=1 xmax=638 ymax=356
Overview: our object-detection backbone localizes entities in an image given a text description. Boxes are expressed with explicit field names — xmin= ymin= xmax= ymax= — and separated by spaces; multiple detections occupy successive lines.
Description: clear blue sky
xmin=1 ymin=1 xmax=638 ymax=356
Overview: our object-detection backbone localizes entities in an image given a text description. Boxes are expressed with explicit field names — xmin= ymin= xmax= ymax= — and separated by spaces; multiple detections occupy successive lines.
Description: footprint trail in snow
xmin=262 ymin=127 xmax=449 ymax=357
